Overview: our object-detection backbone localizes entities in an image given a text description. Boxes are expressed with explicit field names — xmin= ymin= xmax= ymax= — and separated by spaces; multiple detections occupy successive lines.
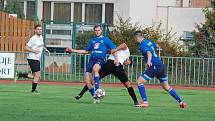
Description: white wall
xmin=113 ymin=0 xmax=130 ymax=23
xmin=157 ymin=0 xmax=176 ymax=6
xmin=127 ymin=0 xmax=156 ymax=27
xmin=169 ymin=8 xmax=205 ymax=35
xmin=157 ymin=7 xmax=205 ymax=37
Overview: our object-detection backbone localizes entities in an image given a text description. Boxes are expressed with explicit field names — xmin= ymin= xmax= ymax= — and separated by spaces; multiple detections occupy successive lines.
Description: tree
xmin=4 ymin=0 xmax=24 ymax=18
xmin=190 ymin=0 xmax=215 ymax=57
xmin=109 ymin=17 xmax=185 ymax=56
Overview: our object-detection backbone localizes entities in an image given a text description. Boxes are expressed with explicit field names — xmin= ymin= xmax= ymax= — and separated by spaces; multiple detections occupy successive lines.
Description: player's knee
xmin=161 ymin=81 xmax=170 ymax=91
xmin=34 ymin=71 xmax=41 ymax=78
xmin=33 ymin=76 xmax=40 ymax=83
xmin=124 ymin=81 xmax=131 ymax=88
xmin=137 ymin=76 xmax=147 ymax=84
xmin=93 ymin=64 xmax=101 ymax=71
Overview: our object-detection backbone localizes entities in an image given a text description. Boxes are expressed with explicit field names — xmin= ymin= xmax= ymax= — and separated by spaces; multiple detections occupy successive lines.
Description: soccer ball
xmin=95 ymin=88 xmax=105 ymax=99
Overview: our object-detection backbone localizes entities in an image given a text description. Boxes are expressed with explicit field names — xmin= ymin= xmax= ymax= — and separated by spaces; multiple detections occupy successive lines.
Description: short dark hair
xmin=34 ymin=24 xmax=42 ymax=29
xmin=94 ymin=24 xmax=102 ymax=31
xmin=134 ymin=31 xmax=142 ymax=36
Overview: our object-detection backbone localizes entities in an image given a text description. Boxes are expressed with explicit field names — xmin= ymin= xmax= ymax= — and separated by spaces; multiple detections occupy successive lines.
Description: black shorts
xmin=27 ymin=59 xmax=40 ymax=73
xmin=99 ymin=60 xmax=129 ymax=83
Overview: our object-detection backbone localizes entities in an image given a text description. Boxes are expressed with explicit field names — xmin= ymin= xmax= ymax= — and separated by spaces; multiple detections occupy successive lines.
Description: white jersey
xmin=108 ymin=48 xmax=130 ymax=65
xmin=26 ymin=35 xmax=44 ymax=61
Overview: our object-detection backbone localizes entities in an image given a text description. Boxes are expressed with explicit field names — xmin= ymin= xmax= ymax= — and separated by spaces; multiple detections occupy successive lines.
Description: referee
xmin=74 ymin=43 xmax=139 ymax=106
xmin=15 ymin=24 xmax=50 ymax=94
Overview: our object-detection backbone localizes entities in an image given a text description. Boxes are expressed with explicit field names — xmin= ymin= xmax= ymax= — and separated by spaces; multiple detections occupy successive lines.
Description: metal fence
xmin=12 ymin=52 xmax=215 ymax=87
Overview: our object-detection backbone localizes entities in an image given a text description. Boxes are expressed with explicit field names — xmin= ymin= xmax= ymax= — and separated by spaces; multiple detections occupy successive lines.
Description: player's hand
xmin=33 ymin=48 xmax=40 ymax=54
xmin=114 ymin=59 xmax=120 ymax=66
xmin=111 ymin=49 xmax=118 ymax=54
xmin=147 ymin=61 xmax=152 ymax=68
xmin=65 ymin=47 xmax=74 ymax=53
xmin=45 ymin=49 xmax=50 ymax=55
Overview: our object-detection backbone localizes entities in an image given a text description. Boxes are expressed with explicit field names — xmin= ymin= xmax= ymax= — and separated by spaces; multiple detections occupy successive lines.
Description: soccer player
xmin=14 ymin=24 xmax=50 ymax=94
xmin=133 ymin=31 xmax=187 ymax=108
xmin=74 ymin=43 xmax=139 ymax=106
xmin=65 ymin=24 xmax=118 ymax=98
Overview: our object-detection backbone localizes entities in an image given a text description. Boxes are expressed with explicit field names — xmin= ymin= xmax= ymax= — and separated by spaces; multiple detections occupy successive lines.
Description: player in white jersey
xmin=14 ymin=24 xmax=50 ymax=94
xmin=74 ymin=43 xmax=139 ymax=106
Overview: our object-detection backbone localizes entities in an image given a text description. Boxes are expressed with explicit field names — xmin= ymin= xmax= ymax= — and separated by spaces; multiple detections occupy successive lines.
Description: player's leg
xmin=14 ymin=60 xmax=34 ymax=82
xmin=75 ymin=64 xmax=110 ymax=100
xmin=75 ymin=78 xmax=93 ymax=100
xmin=85 ymin=61 xmax=96 ymax=97
xmin=14 ymin=72 xmax=34 ymax=82
xmin=137 ymin=75 xmax=149 ymax=107
xmin=160 ymin=80 xmax=187 ymax=108
xmin=15 ymin=73 xmax=34 ymax=79
xmin=137 ymin=67 xmax=155 ymax=107
xmin=124 ymin=81 xmax=139 ymax=106
xmin=112 ymin=64 xmax=139 ymax=106
xmin=75 ymin=83 xmax=89 ymax=100
xmin=27 ymin=59 xmax=41 ymax=94
xmin=86 ymin=72 xmax=94 ymax=97
xmin=92 ymin=63 xmax=102 ymax=91
xmin=157 ymin=66 xmax=187 ymax=108
xmin=31 ymin=71 xmax=40 ymax=94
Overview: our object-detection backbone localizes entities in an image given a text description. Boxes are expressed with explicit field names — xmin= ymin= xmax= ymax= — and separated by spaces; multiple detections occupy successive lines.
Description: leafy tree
xmin=190 ymin=0 xmax=215 ymax=57
xmin=4 ymin=0 xmax=24 ymax=18
xmin=109 ymin=17 xmax=185 ymax=56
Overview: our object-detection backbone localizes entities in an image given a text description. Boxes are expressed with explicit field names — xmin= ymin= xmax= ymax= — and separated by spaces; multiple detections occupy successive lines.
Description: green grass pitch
xmin=0 ymin=83 xmax=215 ymax=121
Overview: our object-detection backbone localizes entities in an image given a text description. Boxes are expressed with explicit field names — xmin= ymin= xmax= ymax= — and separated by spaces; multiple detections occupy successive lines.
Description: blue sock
xmin=138 ymin=83 xmax=147 ymax=101
xmin=94 ymin=76 xmax=100 ymax=91
xmin=89 ymin=88 xmax=95 ymax=96
xmin=168 ymin=87 xmax=182 ymax=103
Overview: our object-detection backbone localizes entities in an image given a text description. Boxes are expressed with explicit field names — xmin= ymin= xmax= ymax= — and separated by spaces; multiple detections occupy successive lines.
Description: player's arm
xmin=111 ymin=43 xmax=127 ymax=54
xmin=65 ymin=48 xmax=89 ymax=54
xmin=146 ymin=51 xmax=152 ymax=67
xmin=24 ymin=45 xmax=39 ymax=53
xmin=44 ymin=47 xmax=50 ymax=55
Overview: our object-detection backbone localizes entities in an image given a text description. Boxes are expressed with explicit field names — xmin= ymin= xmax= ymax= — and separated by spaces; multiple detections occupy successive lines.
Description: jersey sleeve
xmin=152 ymin=41 xmax=157 ymax=48
xmin=105 ymin=37 xmax=116 ymax=49
xmin=84 ymin=39 xmax=92 ymax=51
xmin=141 ymin=44 xmax=151 ymax=54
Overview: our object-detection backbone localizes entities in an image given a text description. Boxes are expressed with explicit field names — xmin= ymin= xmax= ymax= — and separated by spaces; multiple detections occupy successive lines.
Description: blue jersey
xmin=84 ymin=36 xmax=116 ymax=60
xmin=139 ymin=39 xmax=162 ymax=66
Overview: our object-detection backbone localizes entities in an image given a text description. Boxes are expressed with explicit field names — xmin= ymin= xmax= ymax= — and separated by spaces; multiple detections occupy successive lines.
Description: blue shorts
xmin=86 ymin=58 xmax=105 ymax=73
xmin=141 ymin=64 xmax=168 ymax=83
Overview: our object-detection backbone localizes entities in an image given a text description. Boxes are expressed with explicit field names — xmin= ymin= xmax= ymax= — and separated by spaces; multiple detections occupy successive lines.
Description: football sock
xmin=168 ymin=87 xmax=182 ymax=103
xmin=18 ymin=73 xmax=28 ymax=78
xmin=32 ymin=82 xmax=38 ymax=92
xmin=89 ymin=88 xmax=95 ymax=96
xmin=127 ymin=87 xmax=138 ymax=103
xmin=138 ymin=83 xmax=148 ymax=102
xmin=94 ymin=76 xmax=100 ymax=91
xmin=79 ymin=84 xmax=89 ymax=96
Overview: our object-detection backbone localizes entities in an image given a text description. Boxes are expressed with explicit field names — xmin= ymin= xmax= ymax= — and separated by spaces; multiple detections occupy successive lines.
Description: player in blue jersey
xmin=133 ymin=31 xmax=187 ymax=108
xmin=65 ymin=25 xmax=118 ymax=99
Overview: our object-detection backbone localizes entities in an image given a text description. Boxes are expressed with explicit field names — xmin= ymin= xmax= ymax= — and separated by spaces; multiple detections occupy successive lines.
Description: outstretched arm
xmin=65 ymin=47 xmax=89 ymax=54
xmin=111 ymin=43 xmax=128 ymax=54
